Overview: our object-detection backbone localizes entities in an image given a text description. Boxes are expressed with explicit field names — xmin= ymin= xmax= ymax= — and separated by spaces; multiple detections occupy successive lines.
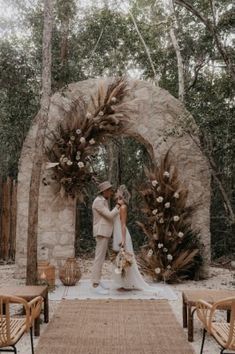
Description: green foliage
xmin=0 ymin=39 xmax=39 ymax=177
xmin=0 ymin=0 xmax=234 ymax=259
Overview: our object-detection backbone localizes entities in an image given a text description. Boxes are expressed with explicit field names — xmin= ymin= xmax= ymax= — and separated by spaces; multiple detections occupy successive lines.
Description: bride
xmin=112 ymin=184 xmax=161 ymax=292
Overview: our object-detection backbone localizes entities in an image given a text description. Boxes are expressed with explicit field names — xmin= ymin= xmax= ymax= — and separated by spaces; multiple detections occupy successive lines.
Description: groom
xmin=91 ymin=181 xmax=123 ymax=295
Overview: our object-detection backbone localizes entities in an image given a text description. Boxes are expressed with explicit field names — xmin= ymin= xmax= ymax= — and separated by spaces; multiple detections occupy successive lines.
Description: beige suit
xmin=91 ymin=195 xmax=119 ymax=284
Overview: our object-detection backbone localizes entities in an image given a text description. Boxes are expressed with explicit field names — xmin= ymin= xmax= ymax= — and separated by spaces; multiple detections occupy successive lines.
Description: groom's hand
xmin=117 ymin=198 xmax=124 ymax=205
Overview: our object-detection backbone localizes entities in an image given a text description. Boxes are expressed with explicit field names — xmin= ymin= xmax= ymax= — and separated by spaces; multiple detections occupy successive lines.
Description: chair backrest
xmin=219 ymin=297 xmax=235 ymax=349
xmin=0 ymin=295 xmax=29 ymax=347
xmin=29 ymin=296 xmax=43 ymax=323
xmin=209 ymin=296 xmax=235 ymax=350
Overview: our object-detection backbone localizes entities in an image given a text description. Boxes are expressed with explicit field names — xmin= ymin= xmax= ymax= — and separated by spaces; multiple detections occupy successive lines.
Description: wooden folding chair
xmin=196 ymin=296 xmax=235 ymax=354
xmin=0 ymin=295 xmax=43 ymax=354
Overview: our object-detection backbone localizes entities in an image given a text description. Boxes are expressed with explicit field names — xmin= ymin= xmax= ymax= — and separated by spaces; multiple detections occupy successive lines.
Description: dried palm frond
xmin=137 ymin=150 xmax=203 ymax=283
xmin=45 ymin=77 xmax=131 ymax=198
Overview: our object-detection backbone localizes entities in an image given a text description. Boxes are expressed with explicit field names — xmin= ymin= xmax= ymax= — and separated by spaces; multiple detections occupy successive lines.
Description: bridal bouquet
xmin=114 ymin=247 xmax=133 ymax=277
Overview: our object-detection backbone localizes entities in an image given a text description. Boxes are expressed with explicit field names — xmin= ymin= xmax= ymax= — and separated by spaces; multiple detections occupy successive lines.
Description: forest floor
xmin=0 ymin=259 xmax=234 ymax=354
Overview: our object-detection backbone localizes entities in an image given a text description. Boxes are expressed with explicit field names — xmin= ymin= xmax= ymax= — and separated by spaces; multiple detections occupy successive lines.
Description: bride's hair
xmin=116 ymin=185 xmax=131 ymax=205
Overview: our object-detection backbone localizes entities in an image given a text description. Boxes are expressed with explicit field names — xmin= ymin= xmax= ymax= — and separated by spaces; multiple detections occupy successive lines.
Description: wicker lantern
xmin=59 ymin=257 xmax=81 ymax=286
xmin=37 ymin=261 xmax=55 ymax=287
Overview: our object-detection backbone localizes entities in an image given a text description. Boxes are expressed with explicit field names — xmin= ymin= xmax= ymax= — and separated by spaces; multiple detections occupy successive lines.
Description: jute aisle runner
xmin=36 ymin=300 xmax=195 ymax=354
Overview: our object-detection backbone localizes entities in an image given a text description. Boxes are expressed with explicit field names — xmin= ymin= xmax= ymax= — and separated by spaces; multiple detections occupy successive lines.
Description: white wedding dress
xmin=112 ymin=215 xmax=163 ymax=293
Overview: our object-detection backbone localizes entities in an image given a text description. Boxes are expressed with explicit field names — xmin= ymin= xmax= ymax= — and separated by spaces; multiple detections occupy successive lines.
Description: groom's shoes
xmin=92 ymin=284 xmax=109 ymax=295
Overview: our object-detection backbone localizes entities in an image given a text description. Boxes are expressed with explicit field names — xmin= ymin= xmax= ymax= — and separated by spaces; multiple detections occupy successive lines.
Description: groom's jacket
xmin=92 ymin=195 xmax=119 ymax=238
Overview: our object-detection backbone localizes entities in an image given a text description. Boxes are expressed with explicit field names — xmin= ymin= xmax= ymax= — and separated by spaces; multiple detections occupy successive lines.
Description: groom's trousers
xmin=91 ymin=236 xmax=109 ymax=284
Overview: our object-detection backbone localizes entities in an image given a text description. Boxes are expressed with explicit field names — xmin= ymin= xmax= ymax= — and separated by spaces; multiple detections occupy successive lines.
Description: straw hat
xmin=97 ymin=181 xmax=112 ymax=193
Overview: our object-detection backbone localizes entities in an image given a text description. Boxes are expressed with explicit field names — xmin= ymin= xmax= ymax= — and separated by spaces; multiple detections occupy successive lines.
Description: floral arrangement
xmin=45 ymin=78 xmax=131 ymax=199
xmin=113 ymin=247 xmax=134 ymax=277
xmin=137 ymin=150 xmax=203 ymax=283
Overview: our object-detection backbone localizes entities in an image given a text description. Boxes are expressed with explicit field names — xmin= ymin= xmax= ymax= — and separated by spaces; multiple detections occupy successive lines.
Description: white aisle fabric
xmin=49 ymin=279 xmax=177 ymax=301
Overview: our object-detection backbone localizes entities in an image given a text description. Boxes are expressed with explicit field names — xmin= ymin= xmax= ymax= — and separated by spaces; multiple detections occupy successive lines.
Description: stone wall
xmin=15 ymin=78 xmax=211 ymax=278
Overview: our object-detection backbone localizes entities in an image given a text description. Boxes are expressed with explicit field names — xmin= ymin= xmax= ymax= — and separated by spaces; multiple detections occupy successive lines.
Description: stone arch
xmin=15 ymin=78 xmax=210 ymax=277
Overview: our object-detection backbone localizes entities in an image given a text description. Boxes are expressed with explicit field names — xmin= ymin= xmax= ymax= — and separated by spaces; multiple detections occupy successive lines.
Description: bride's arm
xmin=120 ymin=205 xmax=127 ymax=246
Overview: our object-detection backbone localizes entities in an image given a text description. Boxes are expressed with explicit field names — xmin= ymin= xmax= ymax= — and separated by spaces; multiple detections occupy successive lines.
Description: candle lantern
xmin=59 ymin=257 xmax=81 ymax=286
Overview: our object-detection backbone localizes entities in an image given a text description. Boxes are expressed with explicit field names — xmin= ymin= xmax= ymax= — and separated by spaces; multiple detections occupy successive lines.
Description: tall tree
xmin=163 ymin=0 xmax=185 ymax=101
xmin=175 ymin=0 xmax=235 ymax=82
xmin=26 ymin=0 xmax=53 ymax=284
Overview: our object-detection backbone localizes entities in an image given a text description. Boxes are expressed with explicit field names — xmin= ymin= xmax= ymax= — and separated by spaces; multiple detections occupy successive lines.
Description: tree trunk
xmin=26 ymin=0 xmax=53 ymax=285
xmin=175 ymin=0 xmax=235 ymax=82
xmin=129 ymin=10 xmax=159 ymax=86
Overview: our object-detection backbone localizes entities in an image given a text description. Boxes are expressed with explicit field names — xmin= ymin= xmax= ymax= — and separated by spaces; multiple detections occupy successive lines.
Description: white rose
xmin=157 ymin=186 xmax=161 ymax=192
xmin=174 ymin=192 xmax=179 ymax=199
xmin=159 ymin=218 xmax=164 ymax=224
xmin=163 ymin=171 xmax=170 ymax=178
xmin=67 ymin=160 xmax=73 ymax=166
xmin=147 ymin=249 xmax=153 ymax=257
xmin=70 ymin=136 xmax=75 ymax=141
xmin=154 ymin=268 xmax=161 ymax=274
xmin=167 ymin=265 xmax=171 ymax=270
xmin=76 ymin=129 xmax=81 ymax=135
xmin=111 ymin=96 xmax=117 ymax=103
xmin=178 ymin=232 xmax=184 ymax=238
xmin=163 ymin=248 xmax=168 ymax=253
xmin=167 ymin=231 xmax=172 ymax=236
xmin=167 ymin=254 xmax=173 ymax=261
xmin=98 ymin=111 xmax=104 ymax=116
xmin=63 ymin=157 xmax=68 ymax=163
xmin=77 ymin=162 xmax=84 ymax=168
xmin=173 ymin=215 xmax=180 ymax=222
xmin=152 ymin=209 xmax=158 ymax=215
xmin=156 ymin=196 xmax=163 ymax=203
xmin=89 ymin=138 xmax=96 ymax=145
xmin=164 ymin=202 xmax=170 ymax=208
xmin=158 ymin=243 xmax=164 ymax=249
xmin=80 ymin=137 xmax=86 ymax=143
xmin=151 ymin=180 xmax=158 ymax=187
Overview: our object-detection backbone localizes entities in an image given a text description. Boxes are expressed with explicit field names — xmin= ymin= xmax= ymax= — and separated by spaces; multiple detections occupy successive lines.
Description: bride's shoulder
xmin=120 ymin=204 xmax=128 ymax=212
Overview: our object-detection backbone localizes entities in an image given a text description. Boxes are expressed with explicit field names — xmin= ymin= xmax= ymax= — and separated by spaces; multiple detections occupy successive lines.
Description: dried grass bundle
xmin=45 ymin=78 xmax=130 ymax=199
xmin=137 ymin=150 xmax=203 ymax=283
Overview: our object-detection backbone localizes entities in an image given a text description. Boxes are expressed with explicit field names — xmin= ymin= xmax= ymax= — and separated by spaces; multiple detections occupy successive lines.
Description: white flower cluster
xmin=163 ymin=171 xmax=170 ymax=178
xmin=154 ymin=267 xmax=161 ymax=274
xmin=151 ymin=180 xmax=158 ymax=187
xmin=77 ymin=162 xmax=84 ymax=168
xmin=89 ymin=138 xmax=96 ymax=145
xmin=167 ymin=254 xmax=173 ymax=261
xmin=147 ymin=249 xmax=153 ymax=257
xmin=80 ymin=137 xmax=86 ymax=144
xmin=76 ymin=151 xmax=81 ymax=160
xmin=156 ymin=196 xmax=163 ymax=203
xmin=158 ymin=243 xmax=164 ymax=249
